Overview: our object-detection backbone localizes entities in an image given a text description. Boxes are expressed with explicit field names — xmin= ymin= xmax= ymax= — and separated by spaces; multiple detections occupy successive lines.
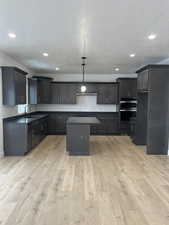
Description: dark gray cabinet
xmin=137 ymin=70 xmax=149 ymax=92
xmin=2 ymin=67 xmax=27 ymax=105
xmin=51 ymin=82 xmax=77 ymax=104
xmin=48 ymin=113 xmax=73 ymax=134
xmin=117 ymin=78 xmax=137 ymax=99
xmin=134 ymin=65 xmax=169 ymax=155
xmin=27 ymin=124 xmax=32 ymax=152
xmin=31 ymin=118 xmax=47 ymax=149
xmin=3 ymin=120 xmax=29 ymax=156
xmin=47 ymin=112 xmax=119 ymax=135
xmin=67 ymin=124 xmax=90 ymax=156
xmin=97 ymin=83 xmax=118 ymax=104
xmin=28 ymin=77 xmax=52 ymax=104
xmin=91 ymin=115 xmax=119 ymax=135
xmin=51 ymin=82 xmax=118 ymax=105
xmin=38 ymin=79 xmax=51 ymax=103
xmin=133 ymin=93 xmax=148 ymax=145
xmin=29 ymin=81 xmax=119 ymax=105
xmin=3 ymin=116 xmax=48 ymax=156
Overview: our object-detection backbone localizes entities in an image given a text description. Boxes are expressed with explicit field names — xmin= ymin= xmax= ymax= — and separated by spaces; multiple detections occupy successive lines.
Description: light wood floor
xmin=1 ymin=135 xmax=169 ymax=225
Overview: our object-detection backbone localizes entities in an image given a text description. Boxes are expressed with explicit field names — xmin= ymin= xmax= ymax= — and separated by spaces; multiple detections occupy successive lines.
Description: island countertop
xmin=67 ymin=117 xmax=100 ymax=125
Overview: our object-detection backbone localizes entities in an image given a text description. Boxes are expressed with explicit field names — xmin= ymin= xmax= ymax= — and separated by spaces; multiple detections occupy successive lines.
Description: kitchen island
xmin=66 ymin=117 xmax=100 ymax=156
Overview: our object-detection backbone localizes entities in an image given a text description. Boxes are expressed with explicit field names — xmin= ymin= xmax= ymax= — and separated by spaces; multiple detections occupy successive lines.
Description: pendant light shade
xmin=81 ymin=56 xmax=87 ymax=93
xmin=81 ymin=85 xmax=87 ymax=92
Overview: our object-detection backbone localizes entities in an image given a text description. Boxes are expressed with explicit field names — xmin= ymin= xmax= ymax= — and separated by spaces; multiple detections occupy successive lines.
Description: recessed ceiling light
xmin=115 ymin=68 xmax=119 ymax=71
xmin=130 ymin=53 xmax=135 ymax=58
xmin=43 ymin=52 xmax=48 ymax=57
xmin=148 ymin=34 xmax=157 ymax=40
xmin=8 ymin=32 xmax=16 ymax=39
xmin=55 ymin=67 xmax=60 ymax=71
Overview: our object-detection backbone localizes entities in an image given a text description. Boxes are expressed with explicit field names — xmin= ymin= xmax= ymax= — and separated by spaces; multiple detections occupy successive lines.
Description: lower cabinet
xmin=47 ymin=112 xmax=119 ymax=135
xmin=119 ymin=121 xmax=136 ymax=136
xmin=31 ymin=118 xmax=48 ymax=149
xmin=3 ymin=116 xmax=48 ymax=156
xmin=3 ymin=112 xmax=119 ymax=156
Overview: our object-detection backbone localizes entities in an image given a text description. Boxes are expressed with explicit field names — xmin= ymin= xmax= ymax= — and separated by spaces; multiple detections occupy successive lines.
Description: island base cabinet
xmin=67 ymin=124 xmax=90 ymax=156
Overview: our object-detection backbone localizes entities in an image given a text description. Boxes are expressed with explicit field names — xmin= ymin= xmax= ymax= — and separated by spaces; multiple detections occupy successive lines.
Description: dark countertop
xmin=35 ymin=111 xmax=118 ymax=114
xmin=17 ymin=114 xmax=48 ymax=124
xmin=67 ymin=117 xmax=100 ymax=125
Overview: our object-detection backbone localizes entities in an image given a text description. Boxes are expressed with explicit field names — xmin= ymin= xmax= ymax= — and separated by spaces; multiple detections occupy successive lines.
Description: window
xmin=17 ymin=104 xmax=27 ymax=114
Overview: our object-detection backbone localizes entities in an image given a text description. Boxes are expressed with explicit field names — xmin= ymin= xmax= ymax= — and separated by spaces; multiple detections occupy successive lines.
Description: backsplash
xmin=36 ymin=95 xmax=117 ymax=112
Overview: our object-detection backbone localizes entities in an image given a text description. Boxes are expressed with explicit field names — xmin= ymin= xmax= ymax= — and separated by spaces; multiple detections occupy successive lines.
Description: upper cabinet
xmin=28 ymin=77 xmax=52 ymax=104
xmin=2 ymin=67 xmax=27 ymax=105
xmin=137 ymin=70 xmax=149 ymax=92
xmin=51 ymin=82 xmax=118 ymax=104
xmin=97 ymin=83 xmax=118 ymax=104
xmin=51 ymin=82 xmax=77 ymax=104
xmin=117 ymin=78 xmax=137 ymax=99
xmin=28 ymin=81 xmax=119 ymax=105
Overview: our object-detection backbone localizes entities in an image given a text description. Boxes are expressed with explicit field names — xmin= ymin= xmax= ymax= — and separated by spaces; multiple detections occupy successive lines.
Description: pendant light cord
xmin=82 ymin=63 xmax=85 ymax=83
xmin=81 ymin=56 xmax=86 ymax=83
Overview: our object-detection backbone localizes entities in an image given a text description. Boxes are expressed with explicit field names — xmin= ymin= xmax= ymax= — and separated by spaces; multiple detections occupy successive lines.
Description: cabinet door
xmin=31 ymin=121 xmax=41 ymax=148
xmin=27 ymin=125 xmax=32 ymax=152
xmin=129 ymin=79 xmax=137 ymax=98
xmin=97 ymin=83 xmax=118 ymax=104
xmin=47 ymin=113 xmax=66 ymax=134
xmin=31 ymin=128 xmax=37 ymax=149
xmin=119 ymin=79 xmax=137 ymax=99
xmin=137 ymin=70 xmax=149 ymax=91
xmin=51 ymin=83 xmax=61 ymax=104
xmin=28 ymin=79 xmax=37 ymax=104
xmin=15 ymin=71 xmax=26 ymax=104
xmin=37 ymin=80 xmax=51 ymax=104
xmin=39 ymin=118 xmax=48 ymax=138
xmin=55 ymin=114 xmax=67 ymax=133
xmin=98 ymin=117 xmax=119 ymax=134
xmin=86 ymin=83 xmax=97 ymax=93
xmin=43 ymin=118 xmax=48 ymax=135
xmin=134 ymin=93 xmax=148 ymax=145
xmin=51 ymin=83 xmax=77 ymax=104
xmin=47 ymin=114 xmax=57 ymax=134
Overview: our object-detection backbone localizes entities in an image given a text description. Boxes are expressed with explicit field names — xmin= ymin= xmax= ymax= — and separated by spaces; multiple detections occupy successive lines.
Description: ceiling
xmin=0 ymin=0 xmax=169 ymax=74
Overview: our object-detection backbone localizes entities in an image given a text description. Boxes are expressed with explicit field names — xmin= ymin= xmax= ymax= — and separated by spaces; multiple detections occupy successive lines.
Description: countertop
xmin=17 ymin=114 xmax=48 ymax=124
xmin=67 ymin=117 xmax=100 ymax=125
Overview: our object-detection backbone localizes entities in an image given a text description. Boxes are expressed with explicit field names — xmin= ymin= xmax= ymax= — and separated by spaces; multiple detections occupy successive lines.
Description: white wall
xmin=35 ymin=73 xmax=137 ymax=112
xmin=0 ymin=51 xmax=36 ymax=156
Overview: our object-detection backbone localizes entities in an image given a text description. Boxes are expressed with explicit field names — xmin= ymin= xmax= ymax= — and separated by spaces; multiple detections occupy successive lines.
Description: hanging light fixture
xmin=81 ymin=56 xmax=87 ymax=93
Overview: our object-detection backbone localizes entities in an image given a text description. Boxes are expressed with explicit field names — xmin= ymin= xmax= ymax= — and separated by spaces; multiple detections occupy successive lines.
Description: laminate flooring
xmin=0 ymin=135 xmax=169 ymax=225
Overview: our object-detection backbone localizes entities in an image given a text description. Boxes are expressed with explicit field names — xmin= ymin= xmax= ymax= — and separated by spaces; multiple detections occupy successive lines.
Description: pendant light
xmin=81 ymin=56 xmax=87 ymax=93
